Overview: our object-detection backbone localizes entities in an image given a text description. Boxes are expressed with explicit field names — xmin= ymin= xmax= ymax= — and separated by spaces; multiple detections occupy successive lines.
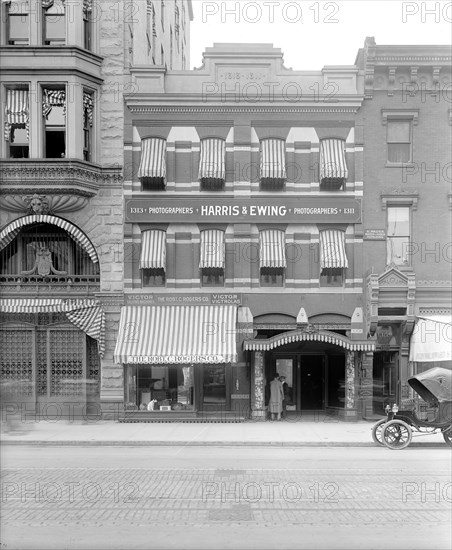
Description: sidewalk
xmin=0 ymin=416 xmax=447 ymax=447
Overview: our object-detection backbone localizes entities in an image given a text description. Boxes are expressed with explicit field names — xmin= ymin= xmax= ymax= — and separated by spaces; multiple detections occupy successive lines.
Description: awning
xmin=260 ymin=229 xmax=286 ymax=269
xmin=320 ymin=139 xmax=348 ymax=187
xmin=198 ymin=138 xmax=226 ymax=182
xmin=260 ymin=139 xmax=286 ymax=182
xmin=244 ymin=329 xmax=375 ymax=352
xmin=0 ymin=298 xmax=105 ymax=357
xmin=320 ymin=229 xmax=348 ymax=270
xmin=114 ymin=306 xmax=238 ymax=364
xmin=0 ymin=214 xmax=98 ymax=263
xmin=138 ymin=138 xmax=166 ymax=185
xmin=409 ymin=316 xmax=452 ymax=362
xmin=4 ymin=89 xmax=29 ymax=142
xmin=139 ymin=230 xmax=166 ymax=270
xmin=42 ymin=89 xmax=66 ymax=119
xmin=199 ymin=229 xmax=224 ymax=269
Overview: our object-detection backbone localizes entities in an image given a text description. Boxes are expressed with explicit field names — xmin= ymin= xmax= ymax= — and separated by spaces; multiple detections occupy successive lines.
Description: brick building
xmin=0 ymin=0 xmax=192 ymax=419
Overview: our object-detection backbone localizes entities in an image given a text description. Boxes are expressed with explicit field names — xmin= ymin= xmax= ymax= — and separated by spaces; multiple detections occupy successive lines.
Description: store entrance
xmin=298 ymin=355 xmax=324 ymax=410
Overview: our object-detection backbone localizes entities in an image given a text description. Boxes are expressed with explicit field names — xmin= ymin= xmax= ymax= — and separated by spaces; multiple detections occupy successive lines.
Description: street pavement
xmin=0 ymin=413 xmax=448 ymax=446
xmin=1 ymin=446 xmax=451 ymax=550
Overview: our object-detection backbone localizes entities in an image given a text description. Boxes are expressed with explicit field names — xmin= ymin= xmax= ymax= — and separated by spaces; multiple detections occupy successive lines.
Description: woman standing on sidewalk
xmin=268 ymin=373 xmax=284 ymax=421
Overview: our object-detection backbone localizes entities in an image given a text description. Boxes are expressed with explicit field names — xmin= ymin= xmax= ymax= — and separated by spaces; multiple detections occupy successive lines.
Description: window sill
xmin=385 ymin=162 xmax=414 ymax=168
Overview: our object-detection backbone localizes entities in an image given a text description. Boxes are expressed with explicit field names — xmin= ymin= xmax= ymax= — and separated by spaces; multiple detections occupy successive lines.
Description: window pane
xmin=388 ymin=143 xmax=410 ymax=163
xmin=387 ymin=237 xmax=410 ymax=265
xmin=9 ymin=14 xmax=29 ymax=42
xmin=45 ymin=105 xmax=65 ymax=126
xmin=11 ymin=126 xmax=28 ymax=144
xmin=387 ymin=208 xmax=409 ymax=236
xmin=387 ymin=121 xmax=410 ymax=142
xmin=45 ymin=15 xmax=65 ymax=42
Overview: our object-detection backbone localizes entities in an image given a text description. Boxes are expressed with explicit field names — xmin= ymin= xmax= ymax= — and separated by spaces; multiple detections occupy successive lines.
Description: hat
xmin=280 ymin=375 xmax=286 ymax=380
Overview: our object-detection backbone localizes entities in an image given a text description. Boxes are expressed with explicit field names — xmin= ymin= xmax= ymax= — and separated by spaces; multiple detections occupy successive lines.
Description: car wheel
xmin=371 ymin=419 xmax=386 ymax=446
xmin=382 ymin=420 xmax=412 ymax=450
xmin=443 ymin=428 xmax=452 ymax=447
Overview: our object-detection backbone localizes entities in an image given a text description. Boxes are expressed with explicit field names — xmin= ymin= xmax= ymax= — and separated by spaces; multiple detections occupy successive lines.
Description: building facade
xmin=0 ymin=0 xmax=192 ymax=419
xmin=357 ymin=38 xmax=452 ymax=417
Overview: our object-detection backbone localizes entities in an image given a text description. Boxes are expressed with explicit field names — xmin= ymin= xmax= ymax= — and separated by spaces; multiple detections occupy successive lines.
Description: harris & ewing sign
xmin=125 ymin=197 xmax=362 ymax=223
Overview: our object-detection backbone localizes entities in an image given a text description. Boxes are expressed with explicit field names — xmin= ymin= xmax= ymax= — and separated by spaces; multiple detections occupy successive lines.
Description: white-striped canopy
xmin=244 ymin=329 xmax=375 ymax=352
xmin=198 ymin=138 xmax=226 ymax=182
xmin=0 ymin=298 xmax=105 ymax=357
xmin=199 ymin=229 xmax=224 ymax=269
xmin=138 ymin=138 xmax=167 ymax=183
xmin=4 ymin=89 xmax=29 ymax=142
xmin=260 ymin=139 xmax=287 ymax=180
xmin=0 ymin=215 xmax=98 ymax=264
xmin=260 ymin=229 xmax=286 ymax=269
xmin=113 ymin=305 xmax=238 ymax=364
xmin=42 ymin=89 xmax=66 ymax=119
xmin=139 ymin=230 xmax=166 ymax=270
xmin=320 ymin=139 xmax=348 ymax=183
xmin=320 ymin=229 xmax=348 ymax=270
xmin=83 ymin=0 xmax=92 ymax=13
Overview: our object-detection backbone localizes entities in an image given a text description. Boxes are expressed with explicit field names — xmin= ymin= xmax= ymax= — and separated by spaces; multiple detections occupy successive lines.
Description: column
xmin=251 ymin=351 xmax=265 ymax=420
xmin=359 ymin=351 xmax=374 ymax=418
xmin=344 ymin=351 xmax=357 ymax=420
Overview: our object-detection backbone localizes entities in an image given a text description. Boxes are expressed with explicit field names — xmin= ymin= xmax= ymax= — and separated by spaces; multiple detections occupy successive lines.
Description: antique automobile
xmin=371 ymin=367 xmax=452 ymax=450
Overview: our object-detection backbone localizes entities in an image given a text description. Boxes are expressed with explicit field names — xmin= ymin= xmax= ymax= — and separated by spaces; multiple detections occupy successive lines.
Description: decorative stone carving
xmin=24 ymin=194 xmax=50 ymax=214
xmin=387 ymin=67 xmax=397 ymax=96
xmin=345 ymin=351 xmax=355 ymax=409
xmin=0 ymin=194 xmax=89 ymax=214
xmin=21 ymin=245 xmax=67 ymax=276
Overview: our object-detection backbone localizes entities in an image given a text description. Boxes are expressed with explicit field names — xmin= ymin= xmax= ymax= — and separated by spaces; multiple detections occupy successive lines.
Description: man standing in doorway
xmin=269 ymin=373 xmax=284 ymax=421
xmin=280 ymin=375 xmax=290 ymax=419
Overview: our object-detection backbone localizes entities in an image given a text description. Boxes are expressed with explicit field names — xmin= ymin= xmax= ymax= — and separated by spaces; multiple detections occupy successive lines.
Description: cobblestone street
xmin=1 ymin=446 xmax=451 ymax=549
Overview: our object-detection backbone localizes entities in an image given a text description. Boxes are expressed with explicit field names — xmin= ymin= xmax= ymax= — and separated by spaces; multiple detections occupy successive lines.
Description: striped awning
xmin=83 ymin=92 xmax=93 ymax=127
xmin=42 ymin=89 xmax=66 ymax=119
xmin=83 ymin=0 xmax=92 ymax=13
xmin=244 ymin=330 xmax=375 ymax=352
xmin=138 ymin=138 xmax=166 ymax=184
xmin=0 ymin=298 xmax=105 ymax=357
xmin=114 ymin=306 xmax=238 ymax=364
xmin=320 ymin=139 xmax=348 ymax=184
xmin=199 ymin=229 xmax=224 ymax=269
xmin=260 ymin=229 xmax=286 ymax=269
xmin=198 ymin=138 xmax=226 ymax=182
xmin=409 ymin=316 xmax=452 ymax=362
xmin=260 ymin=139 xmax=286 ymax=181
xmin=0 ymin=215 xmax=98 ymax=264
xmin=4 ymin=89 xmax=29 ymax=142
xmin=320 ymin=229 xmax=348 ymax=270
xmin=139 ymin=230 xmax=166 ymax=270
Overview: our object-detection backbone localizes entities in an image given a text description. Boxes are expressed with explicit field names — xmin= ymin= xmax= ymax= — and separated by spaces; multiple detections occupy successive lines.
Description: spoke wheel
xmin=382 ymin=420 xmax=412 ymax=450
xmin=443 ymin=428 xmax=452 ymax=447
xmin=371 ymin=419 xmax=386 ymax=446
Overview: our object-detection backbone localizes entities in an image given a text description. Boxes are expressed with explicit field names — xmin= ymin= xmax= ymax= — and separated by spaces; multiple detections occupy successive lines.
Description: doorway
xmin=271 ymin=355 xmax=326 ymax=410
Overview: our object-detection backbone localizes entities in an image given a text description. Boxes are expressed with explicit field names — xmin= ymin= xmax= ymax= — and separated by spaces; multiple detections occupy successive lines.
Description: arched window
xmin=0 ymin=223 xmax=99 ymax=286
xmin=198 ymin=138 xmax=226 ymax=191
xmin=260 ymin=139 xmax=286 ymax=190
xmin=259 ymin=229 xmax=286 ymax=287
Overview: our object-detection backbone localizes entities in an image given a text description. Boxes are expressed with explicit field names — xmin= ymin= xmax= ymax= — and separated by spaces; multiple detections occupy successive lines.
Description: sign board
xmin=126 ymin=197 xmax=362 ymax=224
xmin=364 ymin=229 xmax=386 ymax=240
xmin=124 ymin=293 xmax=242 ymax=305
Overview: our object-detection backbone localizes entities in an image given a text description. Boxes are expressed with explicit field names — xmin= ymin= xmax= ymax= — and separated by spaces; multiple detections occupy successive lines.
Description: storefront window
xmin=203 ymin=365 xmax=226 ymax=405
xmin=126 ymin=365 xmax=194 ymax=411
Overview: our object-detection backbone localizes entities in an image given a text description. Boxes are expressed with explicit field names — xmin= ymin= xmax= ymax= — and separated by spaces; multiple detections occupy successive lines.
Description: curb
xmin=0 ymin=440 xmax=447 ymax=448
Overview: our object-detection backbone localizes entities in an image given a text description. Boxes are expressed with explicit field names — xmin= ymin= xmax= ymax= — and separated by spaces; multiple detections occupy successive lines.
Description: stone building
xmin=0 ymin=0 xmax=192 ymax=419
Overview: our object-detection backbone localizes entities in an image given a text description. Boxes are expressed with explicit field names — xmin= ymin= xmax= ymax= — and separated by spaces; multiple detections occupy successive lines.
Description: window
xmin=200 ymin=229 xmax=225 ymax=286
xmin=387 ymin=120 xmax=411 ymax=163
xmin=260 ymin=139 xmax=286 ymax=190
xmin=4 ymin=88 xmax=29 ymax=159
xmin=142 ymin=268 xmax=165 ymax=287
xmin=199 ymin=139 xmax=226 ymax=191
xmin=387 ymin=207 xmax=410 ymax=266
xmin=0 ymin=224 xmax=99 ymax=281
xmin=138 ymin=138 xmax=167 ymax=190
xmin=6 ymin=1 xmax=29 ymax=45
xmin=319 ymin=229 xmax=347 ymax=286
xmin=42 ymin=87 xmax=66 ymax=158
xmin=260 ymin=267 xmax=284 ymax=287
xmin=259 ymin=229 xmax=286 ymax=287
xmin=43 ymin=0 xmax=65 ymax=45
xmin=140 ymin=230 xmax=166 ymax=287
xmin=319 ymin=138 xmax=348 ymax=190
xmin=83 ymin=0 xmax=93 ymax=51
xmin=83 ymin=91 xmax=94 ymax=162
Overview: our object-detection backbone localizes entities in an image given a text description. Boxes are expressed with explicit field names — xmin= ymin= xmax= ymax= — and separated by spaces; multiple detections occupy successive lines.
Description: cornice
xmin=128 ymin=105 xmax=362 ymax=114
